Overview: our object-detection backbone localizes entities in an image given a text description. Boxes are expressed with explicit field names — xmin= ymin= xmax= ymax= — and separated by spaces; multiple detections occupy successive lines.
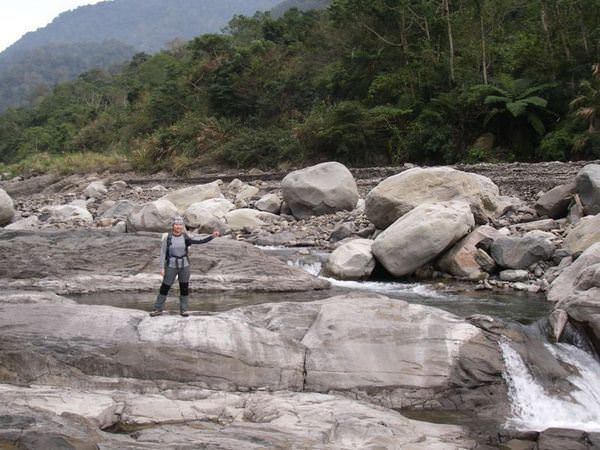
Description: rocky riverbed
xmin=1 ymin=160 xmax=600 ymax=449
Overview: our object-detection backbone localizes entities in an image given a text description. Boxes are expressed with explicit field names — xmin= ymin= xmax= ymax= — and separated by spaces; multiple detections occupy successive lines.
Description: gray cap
xmin=171 ymin=215 xmax=185 ymax=225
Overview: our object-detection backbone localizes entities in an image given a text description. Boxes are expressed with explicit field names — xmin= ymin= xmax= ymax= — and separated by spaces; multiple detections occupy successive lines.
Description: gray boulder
xmin=183 ymin=199 xmax=235 ymax=229
xmin=160 ymin=182 xmax=223 ymax=213
xmin=437 ymin=225 xmax=503 ymax=279
xmin=534 ymin=183 xmax=576 ymax=219
xmin=564 ymin=214 xmax=600 ymax=254
xmin=126 ymin=199 xmax=178 ymax=232
xmin=365 ymin=166 xmax=501 ymax=229
xmin=4 ymin=216 xmax=41 ymax=230
xmin=101 ymin=200 xmax=137 ymax=220
xmin=235 ymin=184 xmax=259 ymax=206
xmin=300 ymin=295 xmax=505 ymax=410
xmin=329 ymin=222 xmax=354 ymax=242
xmin=372 ymin=201 xmax=474 ymax=277
xmin=547 ymin=243 xmax=600 ymax=354
xmin=255 ymin=193 xmax=282 ymax=214
xmin=547 ymin=242 xmax=600 ymax=304
xmin=323 ymin=239 xmax=376 ymax=280
xmin=84 ymin=180 xmax=107 ymax=199
xmin=499 ymin=269 xmax=530 ymax=282
xmin=575 ymin=163 xmax=600 ymax=215
xmin=0 ymin=188 xmax=15 ymax=226
xmin=190 ymin=198 xmax=235 ymax=219
xmin=281 ymin=162 xmax=359 ymax=218
xmin=490 ymin=231 xmax=556 ymax=269
xmin=42 ymin=204 xmax=93 ymax=223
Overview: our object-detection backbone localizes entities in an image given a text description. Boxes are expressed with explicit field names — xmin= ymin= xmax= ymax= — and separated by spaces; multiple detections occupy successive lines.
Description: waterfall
xmin=500 ymin=339 xmax=600 ymax=432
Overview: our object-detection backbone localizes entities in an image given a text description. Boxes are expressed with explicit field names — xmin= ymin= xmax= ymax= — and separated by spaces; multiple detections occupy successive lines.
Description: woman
xmin=150 ymin=215 xmax=220 ymax=317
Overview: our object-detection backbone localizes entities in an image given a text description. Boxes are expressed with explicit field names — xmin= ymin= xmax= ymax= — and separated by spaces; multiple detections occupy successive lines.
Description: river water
xmin=70 ymin=245 xmax=600 ymax=437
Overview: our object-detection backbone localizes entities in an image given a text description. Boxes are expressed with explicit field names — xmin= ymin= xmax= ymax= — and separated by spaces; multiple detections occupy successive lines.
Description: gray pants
xmin=153 ymin=265 xmax=191 ymax=312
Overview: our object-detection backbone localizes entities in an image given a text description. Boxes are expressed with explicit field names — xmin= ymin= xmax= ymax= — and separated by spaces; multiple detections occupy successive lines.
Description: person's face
xmin=172 ymin=223 xmax=184 ymax=235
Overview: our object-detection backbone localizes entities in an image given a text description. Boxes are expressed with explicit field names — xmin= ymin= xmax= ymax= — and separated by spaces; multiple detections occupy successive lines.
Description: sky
xmin=0 ymin=0 xmax=105 ymax=52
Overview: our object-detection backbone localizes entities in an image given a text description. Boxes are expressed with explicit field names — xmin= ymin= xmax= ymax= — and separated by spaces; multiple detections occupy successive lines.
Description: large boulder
xmin=490 ymin=231 xmax=556 ymax=269
xmin=224 ymin=209 xmax=279 ymax=231
xmin=534 ymin=182 xmax=576 ymax=219
xmin=437 ymin=225 xmax=503 ymax=279
xmin=281 ymin=162 xmax=359 ymax=218
xmin=365 ymin=166 xmax=501 ymax=229
xmin=0 ymin=188 xmax=15 ymax=226
xmin=160 ymin=182 xmax=223 ymax=213
xmin=323 ymin=239 xmax=376 ymax=280
xmin=564 ymin=214 xmax=600 ymax=255
xmin=299 ymin=295 xmax=505 ymax=410
xmin=126 ymin=199 xmax=178 ymax=232
xmin=575 ymin=164 xmax=600 ymax=215
xmin=372 ymin=201 xmax=475 ymax=277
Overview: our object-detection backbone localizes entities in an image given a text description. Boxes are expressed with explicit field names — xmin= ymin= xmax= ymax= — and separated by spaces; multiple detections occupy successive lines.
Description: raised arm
xmin=188 ymin=235 xmax=214 ymax=245
xmin=186 ymin=230 xmax=220 ymax=245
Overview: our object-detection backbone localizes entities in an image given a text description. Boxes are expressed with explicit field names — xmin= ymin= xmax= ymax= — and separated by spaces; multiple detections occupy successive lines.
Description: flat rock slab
xmin=0 ymin=292 xmax=505 ymax=413
xmin=0 ymin=229 xmax=328 ymax=293
xmin=0 ymin=385 xmax=475 ymax=449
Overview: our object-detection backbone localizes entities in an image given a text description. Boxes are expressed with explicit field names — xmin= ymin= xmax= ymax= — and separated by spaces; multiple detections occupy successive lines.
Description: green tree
xmin=481 ymin=77 xmax=555 ymax=159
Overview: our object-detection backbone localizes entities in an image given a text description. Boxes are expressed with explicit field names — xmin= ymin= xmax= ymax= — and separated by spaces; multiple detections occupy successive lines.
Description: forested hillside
xmin=0 ymin=0 xmax=283 ymax=111
xmin=1 ymin=1 xmax=599 ymax=175
xmin=271 ymin=0 xmax=330 ymax=17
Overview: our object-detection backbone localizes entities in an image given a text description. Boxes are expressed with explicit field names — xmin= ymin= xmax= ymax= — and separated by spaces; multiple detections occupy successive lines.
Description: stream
xmin=69 ymin=245 xmax=600 ymax=441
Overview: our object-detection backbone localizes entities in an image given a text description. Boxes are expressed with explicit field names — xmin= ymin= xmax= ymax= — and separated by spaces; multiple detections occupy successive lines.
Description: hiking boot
xmin=149 ymin=310 xmax=163 ymax=317
xmin=180 ymin=311 xmax=189 ymax=317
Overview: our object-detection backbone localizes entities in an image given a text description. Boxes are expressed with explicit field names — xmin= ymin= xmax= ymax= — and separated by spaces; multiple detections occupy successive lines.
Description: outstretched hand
xmin=212 ymin=230 xmax=221 ymax=238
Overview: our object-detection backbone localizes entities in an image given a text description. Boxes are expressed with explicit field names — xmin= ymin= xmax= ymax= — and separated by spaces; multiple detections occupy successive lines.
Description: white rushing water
xmin=287 ymin=258 xmax=445 ymax=298
xmin=500 ymin=339 xmax=600 ymax=432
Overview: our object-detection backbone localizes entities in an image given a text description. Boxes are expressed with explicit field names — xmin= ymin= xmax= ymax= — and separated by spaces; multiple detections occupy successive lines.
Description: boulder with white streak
xmin=372 ymin=201 xmax=475 ymax=277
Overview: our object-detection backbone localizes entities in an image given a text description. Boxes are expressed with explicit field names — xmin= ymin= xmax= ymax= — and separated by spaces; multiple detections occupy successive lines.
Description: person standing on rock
xmin=150 ymin=216 xmax=219 ymax=317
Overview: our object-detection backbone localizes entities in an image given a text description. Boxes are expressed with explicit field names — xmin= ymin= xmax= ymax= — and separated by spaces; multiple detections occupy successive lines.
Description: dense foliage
xmin=1 ymin=0 xmax=599 ymax=174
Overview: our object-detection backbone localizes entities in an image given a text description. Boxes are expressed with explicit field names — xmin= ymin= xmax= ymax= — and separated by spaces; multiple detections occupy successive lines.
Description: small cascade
xmin=287 ymin=259 xmax=322 ymax=277
xmin=320 ymin=277 xmax=445 ymax=298
xmin=500 ymin=339 xmax=600 ymax=432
